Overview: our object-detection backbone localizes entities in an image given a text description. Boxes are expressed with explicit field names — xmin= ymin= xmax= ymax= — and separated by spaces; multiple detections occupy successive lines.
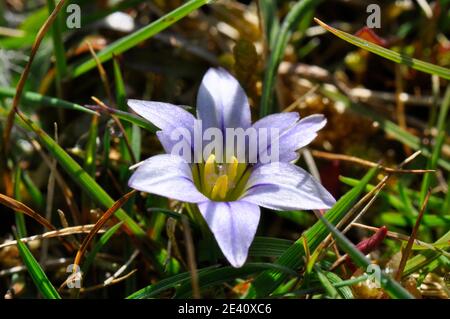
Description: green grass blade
xmin=84 ymin=115 xmax=99 ymax=177
xmin=175 ymin=263 xmax=299 ymax=298
xmin=250 ymin=167 xmax=378 ymax=297
xmin=14 ymin=166 xmax=27 ymax=238
xmin=403 ymin=230 xmax=450 ymax=276
xmin=321 ymin=87 xmax=450 ymax=171
xmin=126 ymin=265 xmax=220 ymax=299
xmin=260 ymin=0 xmax=320 ymax=117
xmin=324 ymin=271 xmax=354 ymax=299
xmin=15 ymin=112 xmax=146 ymax=238
xmin=22 ymin=171 xmax=45 ymax=210
xmin=46 ymin=0 xmax=68 ymax=95
xmin=0 ymin=86 xmax=96 ymax=115
xmin=315 ymin=214 xmax=414 ymax=299
xmin=258 ymin=0 xmax=279 ymax=48
xmin=71 ymin=0 xmax=213 ymax=78
xmin=315 ymin=266 xmax=340 ymax=298
xmin=419 ymin=85 xmax=450 ymax=204
xmin=82 ymin=222 xmax=124 ymax=275
xmin=315 ymin=18 xmax=450 ymax=80
xmin=15 ymin=232 xmax=61 ymax=299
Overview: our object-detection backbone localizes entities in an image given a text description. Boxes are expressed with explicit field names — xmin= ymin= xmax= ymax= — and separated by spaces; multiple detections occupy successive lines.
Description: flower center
xmin=192 ymin=154 xmax=251 ymax=201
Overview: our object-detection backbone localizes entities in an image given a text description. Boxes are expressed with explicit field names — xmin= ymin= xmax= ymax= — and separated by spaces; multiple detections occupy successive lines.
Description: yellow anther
xmin=203 ymin=154 xmax=217 ymax=195
xmin=227 ymin=156 xmax=239 ymax=184
xmin=210 ymin=175 xmax=229 ymax=200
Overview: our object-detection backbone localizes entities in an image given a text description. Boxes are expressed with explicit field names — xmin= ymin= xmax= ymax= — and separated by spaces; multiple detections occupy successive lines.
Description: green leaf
xmin=321 ymin=87 xmax=450 ymax=171
xmin=260 ymin=0 xmax=321 ymax=117
xmin=250 ymin=167 xmax=378 ymax=297
xmin=0 ymin=86 xmax=96 ymax=115
xmin=14 ymin=112 xmax=145 ymax=238
xmin=315 ymin=266 xmax=340 ymax=298
xmin=15 ymin=232 xmax=61 ymax=299
xmin=14 ymin=166 xmax=27 ymax=238
xmin=175 ymin=263 xmax=300 ymax=298
xmin=249 ymin=237 xmax=293 ymax=257
xmin=315 ymin=18 xmax=450 ymax=79
xmin=71 ymin=0 xmax=213 ymax=78
xmin=403 ymin=230 xmax=450 ymax=276
xmin=82 ymin=222 xmax=124 ymax=275
xmin=126 ymin=265 xmax=220 ymax=299
xmin=315 ymin=213 xmax=414 ymax=299
xmin=258 ymin=0 xmax=280 ymax=48
xmin=419 ymin=85 xmax=450 ymax=204
xmin=46 ymin=0 xmax=68 ymax=94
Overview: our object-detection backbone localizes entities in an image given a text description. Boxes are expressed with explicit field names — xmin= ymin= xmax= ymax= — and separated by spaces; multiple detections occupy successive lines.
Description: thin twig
xmin=73 ymin=189 xmax=136 ymax=268
xmin=311 ymin=150 xmax=434 ymax=174
xmin=104 ymin=250 xmax=139 ymax=285
xmin=86 ymin=41 xmax=114 ymax=105
xmin=0 ymin=225 xmax=101 ymax=249
xmin=181 ymin=214 xmax=201 ymax=299
xmin=91 ymin=96 xmax=137 ymax=164
xmin=28 ymin=138 xmax=81 ymax=224
xmin=3 ymin=0 xmax=66 ymax=152
xmin=395 ymin=189 xmax=432 ymax=281
xmin=40 ymin=123 xmax=59 ymax=264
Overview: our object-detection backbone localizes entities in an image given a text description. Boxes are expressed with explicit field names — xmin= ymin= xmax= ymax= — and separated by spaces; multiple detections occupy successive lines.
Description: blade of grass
xmin=82 ymin=221 xmax=124 ymax=276
xmin=13 ymin=166 xmax=27 ymax=238
xmin=71 ymin=0 xmax=213 ymax=78
xmin=22 ymin=171 xmax=45 ymax=210
xmin=258 ymin=0 xmax=280 ymax=49
xmin=315 ymin=265 xmax=340 ymax=298
xmin=46 ymin=0 xmax=68 ymax=96
xmin=321 ymin=87 xmax=450 ymax=171
xmin=395 ymin=190 xmax=431 ymax=280
xmin=3 ymin=0 xmax=66 ymax=151
xmin=74 ymin=190 xmax=137 ymax=268
xmin=126 ymin=265 xmax=220 ymax=299
xmin=314 ymin=18 xmax=450 ymax=79
xmin=0 ymin=86 xmax=96 ymax=115
xmin=14 ymin=231 xmax=61 ymax=299
xmin=419 ymin=85 xmax=450 ymax=204
xmin=250 ymin=167 xmax=378 ymax=297
xmin=315 ymin=213 xmax=414 ymax=299
xmin=13 ymin=111 xmax=145 ymax=238
xmin=0 ymin=193 xmax=56 ymax=231
xmin=175 ymin=263 xmax=300 ymax=298
xmin=260 ymin=0 xmax=321 ymax=116
xmin=403 ymin=230 xmax=450 ymax=277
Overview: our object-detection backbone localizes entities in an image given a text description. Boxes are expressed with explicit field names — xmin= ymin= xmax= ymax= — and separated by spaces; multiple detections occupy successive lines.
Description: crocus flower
xmin=128 ymin=67 xmax=335 ymax=267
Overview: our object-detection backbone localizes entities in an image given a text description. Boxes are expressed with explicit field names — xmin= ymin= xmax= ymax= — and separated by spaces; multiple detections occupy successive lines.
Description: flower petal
xmin=278 ymin=114 xmax=327 ymax=162
xmin=128 ymin=99 xmax=195 ymax=133
xmin=252 ymin=112 xmax=299 ymax=132
xmin=255 ymin=114 xmax=327 ymax=164
xmin=198 ymin=200 xmax=260 ymax=268
xmin=128 ymin=154 xmax=207 ymax=203
xmin=241 ymin=162 xmax=335 ymax=211
xmin=197 ymin=67 xmax=251 ymax=132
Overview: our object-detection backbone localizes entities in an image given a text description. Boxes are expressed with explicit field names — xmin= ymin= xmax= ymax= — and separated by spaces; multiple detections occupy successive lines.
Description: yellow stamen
xmin=203 ymin=154 xmax=216 ymax=195
xmin=227 ymin=156 xmax=239 ymax=184
xmin=210 ymin=175 xmax=229 ymax=200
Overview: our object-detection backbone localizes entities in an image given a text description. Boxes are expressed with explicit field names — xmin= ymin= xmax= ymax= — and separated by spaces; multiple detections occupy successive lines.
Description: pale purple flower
xmin=128 ymin=67 xmax=335 ymax=267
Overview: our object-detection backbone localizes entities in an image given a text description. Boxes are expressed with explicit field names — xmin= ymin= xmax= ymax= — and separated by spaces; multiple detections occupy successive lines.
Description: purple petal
xmin=197 ymin=68 xmax=251 ymax=132
xmin=252 ymin=112 xmax=299 ymax=131
xmin=241 ymin=162 xmax=335 ymax=211
xmin=128 ymin=99 xmax=195 ymax=133
xmin=278 ymin=114 xmax=327 ymax=162
xmin=198 ymin=200 xmax=260 ymax=268
xmin=255 ymin=114 xmax=326 ymax=164
xmin=128 ymin=154 xmax=207 ymax=203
